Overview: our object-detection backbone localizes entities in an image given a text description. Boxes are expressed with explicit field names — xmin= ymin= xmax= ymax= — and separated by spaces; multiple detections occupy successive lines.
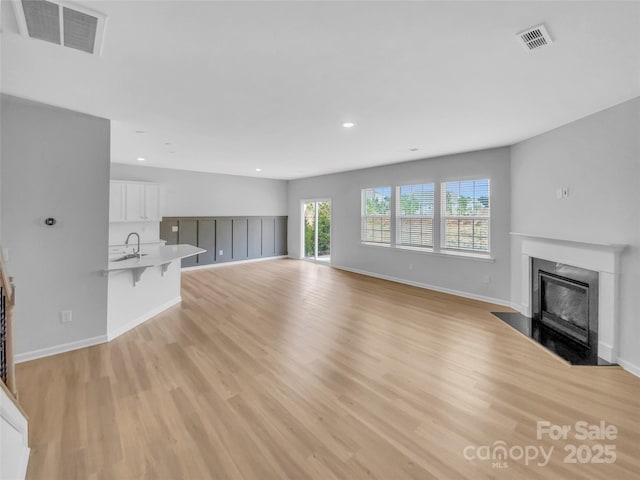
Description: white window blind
xmin=441 ymin=179 xmax=490 ymax=252
xmin=362 ymin=187 xmax=391 ymax=244
xmin=396 ymin=183 xmax=434 ymax=248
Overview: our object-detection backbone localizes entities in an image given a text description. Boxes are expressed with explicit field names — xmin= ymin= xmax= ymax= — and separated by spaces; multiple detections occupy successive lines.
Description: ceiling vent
xmin=516 ymin=24 xmax=553 ymax=51
xmin=11 ymin=0 xmax=107 ymax=55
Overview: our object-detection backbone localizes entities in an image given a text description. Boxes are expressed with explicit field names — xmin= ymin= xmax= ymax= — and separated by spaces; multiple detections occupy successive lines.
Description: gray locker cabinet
xmin=232 ymin=219 xmax=249 ymax=260
xmin=216 ymin=219 xmax=233 ymax=263
xmin=261 ymin=217 xmax=275 ymax=257
xmin=178 ymin=219 xmax=198 ymax=267
xmin=160 ymin=218 xmax=178 ymax=245
xmin=197 ymin=219 xmax=216 ymax=265
xmin=275 ymin=217 xmax=287 ymax=256
xmin=247 ymin=218 xmax=262 ymax=258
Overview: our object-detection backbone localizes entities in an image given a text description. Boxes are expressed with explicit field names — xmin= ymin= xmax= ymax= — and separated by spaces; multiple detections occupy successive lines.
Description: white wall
xmin=1 ymin=95 xmax=110 ymax=357
xmin=110 ymin=163 xmax=288 ymax=217
xmin=511 ymin=97 xmax=640 ymax=373
xmin=288 ymin=147 xmax=511 ymax=305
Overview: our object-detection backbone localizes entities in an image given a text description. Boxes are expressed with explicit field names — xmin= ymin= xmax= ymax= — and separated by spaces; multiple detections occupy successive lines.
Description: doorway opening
xmin=303 ymin=200 xmax=331 ymax=263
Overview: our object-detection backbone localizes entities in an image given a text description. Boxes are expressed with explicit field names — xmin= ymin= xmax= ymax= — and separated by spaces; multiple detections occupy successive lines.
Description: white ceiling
xmin=2 ymin=1 xmax=639 ymax=180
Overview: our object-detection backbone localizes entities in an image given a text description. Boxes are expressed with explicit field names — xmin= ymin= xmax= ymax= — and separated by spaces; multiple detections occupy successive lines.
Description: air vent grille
xmin=516 ymin=24 xmax=553 ymax=51
xmin=22 ymin=0 xmax=60 ymax=44
xmin=63 ymin=6 xmax=98 ymax=53
xmin=12 ymin=0 xmax=107 ymax=55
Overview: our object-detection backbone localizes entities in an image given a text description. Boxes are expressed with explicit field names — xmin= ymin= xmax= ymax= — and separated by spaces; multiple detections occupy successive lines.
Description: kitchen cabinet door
xmin=125 ymin=183 xmax=145 ymax=221
xmin=143 ymin=184 xmax=160 ymax=221
xmin=109 ymin=182 xmax=126 ymax=222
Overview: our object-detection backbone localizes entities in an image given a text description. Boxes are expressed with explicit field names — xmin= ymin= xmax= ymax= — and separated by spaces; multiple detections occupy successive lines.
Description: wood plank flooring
xmin=17 ymin=259 xmax=640 ymax=479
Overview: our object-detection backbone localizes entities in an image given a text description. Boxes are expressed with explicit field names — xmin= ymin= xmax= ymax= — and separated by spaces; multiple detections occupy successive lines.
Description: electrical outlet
xmin=219 ymin=250 xmax=223 ymax=256
xmin=482 ymin=275 xmax=491 ymax=284
xmin=60 ymin=310 xmax=73 ymax=323
xmin=171 ymin=225 xmax=178 ymax=232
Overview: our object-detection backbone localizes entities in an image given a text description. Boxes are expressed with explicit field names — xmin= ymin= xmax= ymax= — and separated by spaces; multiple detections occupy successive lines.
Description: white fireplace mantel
xmin=511 ymin=232 xmax=626 ymax=363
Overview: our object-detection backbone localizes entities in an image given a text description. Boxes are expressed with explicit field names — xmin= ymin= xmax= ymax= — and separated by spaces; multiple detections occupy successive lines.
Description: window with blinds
xmin=361 ymin=187 xmax=391 ymax=244
xmin=441 ymin=179 xmax=490 ymax=252
xmin=396 ymin=183 xmax=434 ymax=248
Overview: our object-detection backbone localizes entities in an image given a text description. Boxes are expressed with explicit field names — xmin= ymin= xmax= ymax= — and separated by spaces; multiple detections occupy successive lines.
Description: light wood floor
xmin=17 ymin=259 xmax=640 ymax=479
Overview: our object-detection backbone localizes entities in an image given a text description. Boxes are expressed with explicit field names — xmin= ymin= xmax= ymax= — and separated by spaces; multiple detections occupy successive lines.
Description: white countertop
xmin=106 ymin=244 xmax=205 ymax=272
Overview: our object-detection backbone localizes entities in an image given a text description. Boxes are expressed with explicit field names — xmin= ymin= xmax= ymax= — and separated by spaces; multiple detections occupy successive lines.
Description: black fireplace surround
xmin=532 ymin=258 xmax=598 ymax=348
xmin=493 ymin=257 xmax=613 ymax=366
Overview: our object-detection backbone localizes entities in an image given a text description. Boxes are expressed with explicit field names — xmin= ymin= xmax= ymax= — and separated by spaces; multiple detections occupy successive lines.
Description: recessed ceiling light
xmin=255 ymin=168 xmax=262 ymax=172
xmin=409 ymin=147 xmax=420 ymax=152
xmin=342 ymin=121 xmax=356 ymax=128
xmin=135 ymin=130 xmax=145 ymax=134
xmin=137 ymin=157 xmax=145 ymax=162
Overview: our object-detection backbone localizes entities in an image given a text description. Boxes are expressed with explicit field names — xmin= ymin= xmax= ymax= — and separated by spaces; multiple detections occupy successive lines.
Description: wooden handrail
xmin=0 ymin=244 xmax=17 ymax=399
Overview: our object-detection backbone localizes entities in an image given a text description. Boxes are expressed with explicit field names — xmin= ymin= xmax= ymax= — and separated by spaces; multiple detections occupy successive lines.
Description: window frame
xmin=440 ymin=178 xmax=491 ymax=254
xmin=395 ymin=182 xmax=435 ymax=251
xmin=360 ymin=186 xmax=392 ymax=246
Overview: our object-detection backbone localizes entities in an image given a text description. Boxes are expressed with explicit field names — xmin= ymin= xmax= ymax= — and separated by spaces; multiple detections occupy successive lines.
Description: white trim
xmin=516 ymin=235 xmax=625 ymax=363
xmin=15 ymin=334 xmax=108 ymax=364
xmin=360 ymin=241 xmax=495 ymax=262
xmin=331 ymin=264 xmax=512 ymax=308
xmin=181 ymin=255 xmax=288 ymax=271
xmin=617 ymin=357 xmax=640 ymax=378
xmin=107 ymin=296 xmax=181 ymax=341
xmin=1 ymin=386 xmax=30 ymax=480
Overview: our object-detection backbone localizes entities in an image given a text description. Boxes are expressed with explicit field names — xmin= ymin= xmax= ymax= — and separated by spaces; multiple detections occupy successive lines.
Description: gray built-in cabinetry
xmin=160 ymin=216 xmax=287 ymax=268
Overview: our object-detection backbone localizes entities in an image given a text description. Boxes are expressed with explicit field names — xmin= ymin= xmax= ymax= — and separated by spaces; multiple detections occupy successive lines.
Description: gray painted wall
xmin=1 ymin=95 xmax=110 ymax=355
xmin=288 ymin=147 xmax=511 ymax=304
xmin=110 ymin=163 xmax=288 ymax=217
xmin=511 ymin=96 xmax=640 ymax=371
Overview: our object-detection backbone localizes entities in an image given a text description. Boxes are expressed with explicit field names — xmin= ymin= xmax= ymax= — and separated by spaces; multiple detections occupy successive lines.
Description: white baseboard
xmin=598 ymin=341 xmax=615 ymax=363
xmin=181 ymin=255 xmax=288 ymax=271
xmin=107 ymin=296 xmax=182 ymax=341
xmin=617 ymin=357 xmax=640 ymax=378
xmin=331 ymin=264 xmax=513 ymax=309
xmin=15 ymin=334 xmax=108 ymax=364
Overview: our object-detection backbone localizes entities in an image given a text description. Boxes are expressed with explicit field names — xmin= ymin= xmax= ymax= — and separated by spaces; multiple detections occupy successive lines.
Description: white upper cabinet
xmin=109 ymin=182 xmax=126 ymax=222
xmin=143 ymin=183 xmax=160 ymax=221
xmin=110 ymin=181 xmax=161 ymax=223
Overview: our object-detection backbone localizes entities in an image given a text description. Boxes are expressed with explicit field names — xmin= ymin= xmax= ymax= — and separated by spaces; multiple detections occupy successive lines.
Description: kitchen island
xmin=105 ymin=243 xmax=204 ymax=340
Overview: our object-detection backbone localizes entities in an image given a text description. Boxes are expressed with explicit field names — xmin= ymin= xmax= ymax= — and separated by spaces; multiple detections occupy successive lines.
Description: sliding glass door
xmin=303 ymin=200 xmax=331 ymax=263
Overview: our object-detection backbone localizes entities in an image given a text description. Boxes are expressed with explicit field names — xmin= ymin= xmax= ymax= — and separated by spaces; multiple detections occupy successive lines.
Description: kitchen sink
xmin=111 ymin=253 xmax=148 ymax=262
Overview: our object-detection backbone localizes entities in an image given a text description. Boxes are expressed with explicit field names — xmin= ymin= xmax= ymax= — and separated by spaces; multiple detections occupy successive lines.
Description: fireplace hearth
xmin=494 ymin=257 xmax=613 ymax=366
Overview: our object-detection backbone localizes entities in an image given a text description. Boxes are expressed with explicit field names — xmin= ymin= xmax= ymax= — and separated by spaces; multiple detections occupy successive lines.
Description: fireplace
xmin=506 ymin=233 xmax=625 ymax=364
xmin=532 ymin=258 xmax=599 ymax=350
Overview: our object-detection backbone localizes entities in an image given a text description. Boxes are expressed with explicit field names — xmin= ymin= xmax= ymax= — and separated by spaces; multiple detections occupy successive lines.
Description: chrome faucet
xmin=125 ymin=232 xmax=141 ymax=258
